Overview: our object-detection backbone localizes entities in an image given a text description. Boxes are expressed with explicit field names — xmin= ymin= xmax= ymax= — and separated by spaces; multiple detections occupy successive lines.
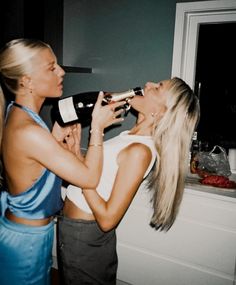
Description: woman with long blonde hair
xmin=58 ymin=77 xmax=200 ymax=284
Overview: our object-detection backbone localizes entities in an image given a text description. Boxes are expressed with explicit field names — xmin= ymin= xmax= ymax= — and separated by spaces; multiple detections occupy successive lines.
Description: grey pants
xmin=57 ymin=216 xmax=118 ymax=285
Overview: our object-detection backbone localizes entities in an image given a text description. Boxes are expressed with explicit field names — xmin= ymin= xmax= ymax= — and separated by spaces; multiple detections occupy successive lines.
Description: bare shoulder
xmin=12 ymin=120 xmax=55 ymax=156
xmin=118 ymin=142 xmax=152 ymax=164
xmin=16 ymin=121 xmax=51 ymax=143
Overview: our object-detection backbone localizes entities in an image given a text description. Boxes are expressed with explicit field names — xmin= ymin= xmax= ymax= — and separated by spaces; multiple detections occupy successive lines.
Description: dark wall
xmin=0 ymin=0 xmax=63 ymax=62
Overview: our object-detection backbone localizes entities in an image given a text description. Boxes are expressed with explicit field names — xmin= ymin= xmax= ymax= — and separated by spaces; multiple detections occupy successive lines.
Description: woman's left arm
xmin=82 ymin=143 xmax=152 ymax=231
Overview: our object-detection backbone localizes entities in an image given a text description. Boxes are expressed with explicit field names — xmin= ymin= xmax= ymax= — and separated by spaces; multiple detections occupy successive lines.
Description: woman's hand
xmin=52 ymin=122 xmax=83 ymax=159
xmin=64 ymin=124 xmax=83 ymax=159
xmin=91 ymin=92 xmax=125 ymax=131
xmin=52 ymin=122 xmax=73 ymax=142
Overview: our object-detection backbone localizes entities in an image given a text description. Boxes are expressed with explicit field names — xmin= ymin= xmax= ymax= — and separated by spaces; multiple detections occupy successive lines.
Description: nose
xmin=59 ymin=65 xmax=65 ymax=77
xmin=145 ymin=82 xmax=160 ymax=90
xmin=144 ymin=82 xmax=152 ymax=90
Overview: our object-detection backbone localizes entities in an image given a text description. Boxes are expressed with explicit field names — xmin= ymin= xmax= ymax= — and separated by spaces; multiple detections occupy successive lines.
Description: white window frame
xmin=171 ymin=0 xmax=236 ymax=89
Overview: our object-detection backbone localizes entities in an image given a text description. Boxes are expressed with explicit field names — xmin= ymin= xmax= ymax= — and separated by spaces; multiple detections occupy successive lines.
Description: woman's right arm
xmin=85 ymin=92 xmax=124 ymax=168
xmin=23 ymin=93 xmax=125 ymax=189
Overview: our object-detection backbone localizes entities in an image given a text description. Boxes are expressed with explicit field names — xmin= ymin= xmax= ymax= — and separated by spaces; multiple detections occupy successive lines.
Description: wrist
xmin=89 ymin=143 xmax=103 ymax=147
xmin=89 ymin=127 xmax=104 ymax=147
xmin=90 ymin=128 xmax=104 ymax=136
xmin=90 ymin=122 xmax=104 ymax=132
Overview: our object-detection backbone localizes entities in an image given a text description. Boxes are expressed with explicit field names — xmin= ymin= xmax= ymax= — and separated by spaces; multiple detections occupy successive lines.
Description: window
xmin=171 ymin=0 xmax=236 ymax=149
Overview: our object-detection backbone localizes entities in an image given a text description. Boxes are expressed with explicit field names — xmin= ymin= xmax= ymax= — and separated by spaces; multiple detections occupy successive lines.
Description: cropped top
xmin=66 ymin=130 xmax=157 ymax=214
xmin=0 ymin=102 xmax=63 ymax=219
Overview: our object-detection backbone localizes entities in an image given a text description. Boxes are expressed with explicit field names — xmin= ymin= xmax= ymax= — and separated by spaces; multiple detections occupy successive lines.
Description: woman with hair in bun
xmin=0 ymin=38 xmax=124 ymax=285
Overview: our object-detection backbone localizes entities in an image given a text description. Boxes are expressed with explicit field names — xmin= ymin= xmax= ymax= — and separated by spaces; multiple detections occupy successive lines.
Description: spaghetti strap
xmin=5 ymin=101 xmax=14 ymax=122
xmin=6 ymin=101 xmax=49 ymax=130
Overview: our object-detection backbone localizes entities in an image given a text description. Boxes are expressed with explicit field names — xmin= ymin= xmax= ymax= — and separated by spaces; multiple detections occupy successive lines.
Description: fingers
xmin=109 ymin=101 xmax=126 ymax=119
xmin=109 ymin=100 xmax=126 ymax=110
xmin=92 ymin=94 xmax=127 ymax=129
xmin=112 ymin=107 xmax=124 ymax=119
xmin=52 ymin=122 xmax=73 ymax=142
xmin=64 ymin=134 xmax=74 ymax=150
xmin=94 ymin=91 xmax=104 ymax=109
xmin=71 ymin=126 xmax=81 ymax=156
xmin=64 ymin=124 xmax=82 ymax=155
xmin=112 ymin=116 xmax=125 ymax=124
xmin=104 ymin=106 xmax=124 ymax=127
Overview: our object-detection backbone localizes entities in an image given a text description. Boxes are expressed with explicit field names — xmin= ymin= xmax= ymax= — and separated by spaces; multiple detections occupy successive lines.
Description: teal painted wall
xmin=63 ymin=0 xmax=176 ymax=92
xmin=42 ymin=0 xmax=206 ymax=146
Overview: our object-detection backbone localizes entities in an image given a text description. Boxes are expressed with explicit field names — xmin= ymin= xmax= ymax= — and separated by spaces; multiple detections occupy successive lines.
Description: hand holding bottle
xmin=52 ymin=121 xmax=77 ymax=143
xmin=85 ymin=92 xmax=125 ymax=171
xmin=51 ymin=87 xmax=143 ymax=126
xmin=63 ymin=124 xmax=83 ymax=158
xmin=91 ymin=92 xmax=125 ymax=131
xmin=52 ymin=122 xmax=83 ymax=157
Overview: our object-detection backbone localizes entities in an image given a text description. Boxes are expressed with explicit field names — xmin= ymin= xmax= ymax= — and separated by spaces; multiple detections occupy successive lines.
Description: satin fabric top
xmin=0 ymin=102 xmax=63 ymax=219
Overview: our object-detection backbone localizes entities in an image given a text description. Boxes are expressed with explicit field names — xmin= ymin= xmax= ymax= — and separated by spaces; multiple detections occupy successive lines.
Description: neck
xmin=15 ymin=94 xmax=45 ymax=114
xmin=129 ymin=114 xmax=154 ymax=136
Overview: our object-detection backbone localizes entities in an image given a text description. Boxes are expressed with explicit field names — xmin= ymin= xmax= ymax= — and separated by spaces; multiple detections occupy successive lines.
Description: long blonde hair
xmin=148 ymin=77 xmax=200 ymax=231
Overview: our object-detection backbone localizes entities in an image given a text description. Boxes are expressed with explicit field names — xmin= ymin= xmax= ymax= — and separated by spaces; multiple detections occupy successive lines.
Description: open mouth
xmin=133 ymin=87 xmax=144 ymax=96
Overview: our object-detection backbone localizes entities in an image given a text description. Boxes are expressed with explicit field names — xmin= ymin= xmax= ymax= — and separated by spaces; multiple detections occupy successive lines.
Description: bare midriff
xmin=5 ymin=210 xmax=53 ymax=226
xmin=63 ymin=197 xmax=95 ymax=221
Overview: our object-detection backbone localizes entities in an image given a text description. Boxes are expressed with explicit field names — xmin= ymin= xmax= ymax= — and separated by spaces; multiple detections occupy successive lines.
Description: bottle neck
xmin=104 ymin=87 xmax=143 ymax=103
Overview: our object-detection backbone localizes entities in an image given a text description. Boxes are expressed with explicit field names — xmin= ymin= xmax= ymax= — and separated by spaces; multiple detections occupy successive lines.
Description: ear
xmin=19 ymin=75 xmax=32 ymax=89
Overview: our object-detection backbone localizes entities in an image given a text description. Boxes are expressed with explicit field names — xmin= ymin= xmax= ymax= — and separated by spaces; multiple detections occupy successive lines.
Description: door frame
xmin=171 ymin=0 xmax=236 ymax=89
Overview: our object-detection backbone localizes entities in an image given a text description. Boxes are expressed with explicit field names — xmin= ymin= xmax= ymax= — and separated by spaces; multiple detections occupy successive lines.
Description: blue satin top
xmin=0 ymin=102 xmax=63 ymax=219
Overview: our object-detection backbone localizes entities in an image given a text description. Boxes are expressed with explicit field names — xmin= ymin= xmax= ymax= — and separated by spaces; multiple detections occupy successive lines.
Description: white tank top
xmin=66 ymin=130 xmax=157 ymax=214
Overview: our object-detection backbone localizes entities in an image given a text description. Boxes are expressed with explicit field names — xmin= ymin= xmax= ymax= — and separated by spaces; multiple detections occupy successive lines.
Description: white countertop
xmin=185 ymin=173 xmax=236 ymax=200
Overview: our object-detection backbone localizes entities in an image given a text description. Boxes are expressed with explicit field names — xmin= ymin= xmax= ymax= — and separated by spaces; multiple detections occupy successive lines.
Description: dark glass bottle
xmin=51 ymin=87 xmax=143 ymax=126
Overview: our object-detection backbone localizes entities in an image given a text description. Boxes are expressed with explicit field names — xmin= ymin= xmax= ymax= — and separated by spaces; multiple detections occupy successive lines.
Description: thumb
xmin=94 ymin=91 xmax=104 ymax=108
